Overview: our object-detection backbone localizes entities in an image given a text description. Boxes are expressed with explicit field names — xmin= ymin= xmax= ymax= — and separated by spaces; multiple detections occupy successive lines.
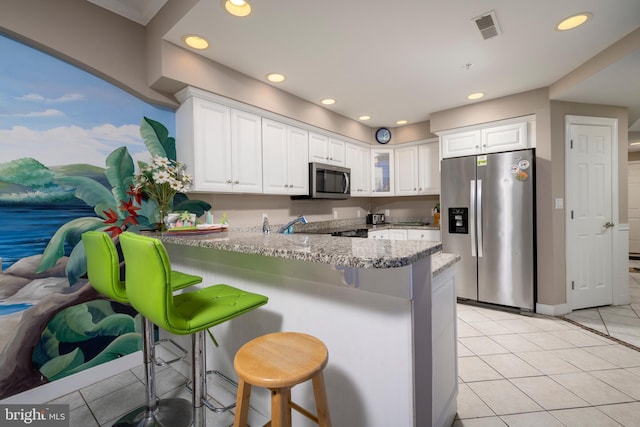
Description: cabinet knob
xmin=234 ymin=180 xmax=240 ymax=184
xmin=475 ymin=145 xmax=480 ymax=149
xmin=227 ymin=179 xmax=232 ymax=183
xmin=289 ymin=184 xmax=294 ymax=188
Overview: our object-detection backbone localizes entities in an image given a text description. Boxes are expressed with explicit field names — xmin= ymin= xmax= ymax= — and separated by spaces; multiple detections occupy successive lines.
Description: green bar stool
xmin=82 ymin=231 xmax=203 ymax=427
xmin=119 ymin=232 xmax=269 ymax=421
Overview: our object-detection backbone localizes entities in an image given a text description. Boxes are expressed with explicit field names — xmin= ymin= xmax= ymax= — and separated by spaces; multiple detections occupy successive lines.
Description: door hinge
xmin=570 ymin=139 xmax=573 ymax=149
xmin=571 ymin=281 xmax=575 ymax=290
xmin=571 ymin=210 xmax=574 ymax=219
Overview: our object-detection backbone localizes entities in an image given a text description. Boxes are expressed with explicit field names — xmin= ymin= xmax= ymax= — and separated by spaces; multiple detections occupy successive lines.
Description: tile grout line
xmin=560 ymin=316 xmax=640 ymax=353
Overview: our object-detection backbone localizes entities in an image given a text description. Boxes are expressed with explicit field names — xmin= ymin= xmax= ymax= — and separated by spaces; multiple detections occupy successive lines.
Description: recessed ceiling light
xmin=396 ymin=120 xmax=408 ymax=125
xmin=358 ymin=115 xmax=371 ymax=121
xmin=183 ymin=35 xmax=209 ymax=50
xmin=225 ymin=0 xmax=251 ymax=17
xmin=556 ymin=12 xmax=591 ymax=31
xmin=321 ymin=98 xmax=336 ymax=105
xmin=266 ymin=73 xmax=286 ymax=83
xmin=467 ymin=92 xmax=484 ymax=100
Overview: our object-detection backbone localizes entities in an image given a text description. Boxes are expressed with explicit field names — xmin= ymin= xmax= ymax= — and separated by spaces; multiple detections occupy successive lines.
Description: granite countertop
xmin=158 ymin=230 xmax=443 ymax=269
xmin=431 ymin=252 xmax=460 ymax=277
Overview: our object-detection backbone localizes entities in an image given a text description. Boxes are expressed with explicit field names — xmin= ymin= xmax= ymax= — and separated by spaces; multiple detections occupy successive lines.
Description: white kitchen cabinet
xmin=309 ymin=132 xmax=345 ymax=166
xmin=418 ymin=141 xmax=441 ymax=195
xmin=389 ymin=229 xmax=408 ymax=240
xmin=395 ymin=141 xmax=440 ymax=196
xmin=395 ymin=146 xmax=419 ymax=196
xmin=176 ymin=96 xmax=262 ymax=193
xmin=440 ymin=130 xmax=481 ymax=158
xmin=440 ymin=119 xmax=531 ymax=159
xmin=368 ymin=229 xmax=390 ymax=240
xmin=371 ymin=149 xmax=394 ymax=196
xmin=230 ymin=109 xmax=263 ymax=193
xmin=407 ymin=229 xmax=441 ymax=241
xmin=345 ymin=143 xmax=371 ymax=196
xmin=262 ymin=119 xmax=309 ymax=195
xmin=481 ymin=122 xmax=527 ymax=153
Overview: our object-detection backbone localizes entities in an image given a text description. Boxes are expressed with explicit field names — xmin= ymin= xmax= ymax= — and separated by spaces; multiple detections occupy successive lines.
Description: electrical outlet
xmin=384 ymin=209 xmax=390 ymax=216
xmin=333 ymin=208 xmax=338 ymax=219
xmin=357 ymin=209 xmax=361 ymax=218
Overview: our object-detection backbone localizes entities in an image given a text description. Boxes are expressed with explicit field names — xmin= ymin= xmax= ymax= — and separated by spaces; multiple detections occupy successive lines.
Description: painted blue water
xmin=0 ymin=204 xmax=97 ymax=269
xmin=0 ymin=303 xmax=33 ymax=315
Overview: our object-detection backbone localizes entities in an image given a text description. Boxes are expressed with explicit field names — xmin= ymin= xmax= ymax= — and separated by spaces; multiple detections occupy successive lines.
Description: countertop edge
xmin=157 ymin=231 xmax=443 ymax=269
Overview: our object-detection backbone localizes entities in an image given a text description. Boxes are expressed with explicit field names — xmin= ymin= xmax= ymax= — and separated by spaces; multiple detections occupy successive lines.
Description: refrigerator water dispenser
xmin=448 ymin=207 xmax=468 ymax=234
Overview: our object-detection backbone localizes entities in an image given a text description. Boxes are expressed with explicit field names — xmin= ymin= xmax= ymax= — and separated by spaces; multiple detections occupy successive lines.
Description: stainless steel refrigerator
xmin=441 ymin=149 xmax=535 ymax=311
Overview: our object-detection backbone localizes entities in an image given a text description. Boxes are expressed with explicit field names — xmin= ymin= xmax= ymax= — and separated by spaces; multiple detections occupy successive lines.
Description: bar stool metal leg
xmin=113 ymin=318 xmax=193 ymax=427
xmin=192 ymin=331 xmax=206 ymax=408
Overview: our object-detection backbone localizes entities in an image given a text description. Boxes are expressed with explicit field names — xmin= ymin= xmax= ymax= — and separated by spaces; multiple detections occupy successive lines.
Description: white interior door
xmin=629 ymin=161 xmax=640 ymax=255
xmin=566 ymin=121 xmax=614 ymax=310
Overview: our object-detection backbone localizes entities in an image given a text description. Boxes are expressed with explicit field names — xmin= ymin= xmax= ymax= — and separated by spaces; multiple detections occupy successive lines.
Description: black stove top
xmin=330 ymin=228 xmax=369 ymax=238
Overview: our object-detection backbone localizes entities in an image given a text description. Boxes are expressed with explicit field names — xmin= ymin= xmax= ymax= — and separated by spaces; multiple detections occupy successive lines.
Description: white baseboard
xmin=536 ymin=303 xmax=571 ymax=316
xmin=0 ymin=351 xmax=142 ymax=404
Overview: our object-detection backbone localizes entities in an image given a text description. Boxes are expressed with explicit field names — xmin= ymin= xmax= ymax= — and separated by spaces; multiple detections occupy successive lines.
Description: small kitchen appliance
xmin=366 ymin=213 xmax=385 ymax=225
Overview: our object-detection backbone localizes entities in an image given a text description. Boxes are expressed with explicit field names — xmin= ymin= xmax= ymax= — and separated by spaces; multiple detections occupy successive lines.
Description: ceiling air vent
xmin=472 ymin=10 xmax=502 ymax=40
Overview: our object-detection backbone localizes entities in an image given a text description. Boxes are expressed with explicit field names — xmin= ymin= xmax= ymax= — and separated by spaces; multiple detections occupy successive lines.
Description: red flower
xmin=104 ymin=225 xmax=123 ymax=238
xmin=119 ymin=198 xmax=140 ymax=217
xmin=121 ymin=215 xmax=140 ymax=228
xmin=103 ymin=209 xmax=119 ymax=224
xmin=126 ymin=185 xmax=145 ymax=205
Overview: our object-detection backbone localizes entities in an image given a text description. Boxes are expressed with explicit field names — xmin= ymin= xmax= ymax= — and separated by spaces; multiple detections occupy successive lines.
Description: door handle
xmin=470 ymin=180 xmax=476 ymax=257
xmin=604 ymin=221 xmax=615 ymax=229
xmin=477 ymin=179 xmax=483 ymax=258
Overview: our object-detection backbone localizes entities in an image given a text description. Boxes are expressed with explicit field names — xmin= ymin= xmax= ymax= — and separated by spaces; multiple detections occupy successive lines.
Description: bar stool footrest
xmin=186 ymin=369 xmax=238 ymax=413
xmin=153 ymin=338 xmax=188 ymax=366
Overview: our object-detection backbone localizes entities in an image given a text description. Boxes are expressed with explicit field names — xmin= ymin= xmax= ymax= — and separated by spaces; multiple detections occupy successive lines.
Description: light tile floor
xmin=563 ymin=259 xmax=640 ymax=349
xmin=48 ymin=265 xmax=640 ymax=427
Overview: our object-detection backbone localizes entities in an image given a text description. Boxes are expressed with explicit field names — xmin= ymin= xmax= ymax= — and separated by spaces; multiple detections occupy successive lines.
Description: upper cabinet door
xmin=481 ymin=122 xmax=527 ymax=153
xmin=230 ymin=109 xmax=262 ymax=193
xmin=327 ymin=137 xmax=346 ymax=166
xmin=308 ymin=132 xmax=329 ymax=163
xmin=418 ymin=141 xmax=440 ymax=195
xmin=345 ymin=143 xmax=371 ymax=197
xmin=262 ymin=119 xmax=290 ymax=194
xmin=440 ymin=130 xmax=481 ymax=158
xmin=371 ymin=149 xmax=394 ymax=196
xmin=395 ymin=146 xmax=419 ymax=196
xmin=308 ymin=132 xmax=345 ymax=166
xmin=262 ymin=119 xmax=309 ymax=195
xmin=287 ymin=126 xmax=310 ymax=195
xmin=176 ymin=97 xmax=232 ymax=192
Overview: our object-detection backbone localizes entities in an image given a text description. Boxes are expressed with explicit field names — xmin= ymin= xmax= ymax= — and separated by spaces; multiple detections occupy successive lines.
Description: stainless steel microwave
xmin=292 ymin=162 xmax=351 ymax=200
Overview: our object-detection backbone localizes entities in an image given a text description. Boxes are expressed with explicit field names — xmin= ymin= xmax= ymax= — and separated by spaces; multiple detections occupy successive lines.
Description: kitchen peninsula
xmin=159 ymin=230 xmax=458 ymax=427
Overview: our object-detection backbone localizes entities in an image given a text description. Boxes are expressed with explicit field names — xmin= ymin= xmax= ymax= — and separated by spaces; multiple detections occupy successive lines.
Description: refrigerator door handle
xmin=470 ymin=180 xmax=476 ymax=257
xmin=477 ymin=179 xmax=483 ymax=258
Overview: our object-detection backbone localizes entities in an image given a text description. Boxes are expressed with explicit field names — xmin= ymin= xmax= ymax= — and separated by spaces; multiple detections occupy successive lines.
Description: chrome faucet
xmin=276 ymin=215 xmax=308 ymax=234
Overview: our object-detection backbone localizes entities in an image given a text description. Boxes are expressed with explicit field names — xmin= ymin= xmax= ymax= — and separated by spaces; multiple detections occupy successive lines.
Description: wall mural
xmin=0 ymin=34 xmax=208 ymax=398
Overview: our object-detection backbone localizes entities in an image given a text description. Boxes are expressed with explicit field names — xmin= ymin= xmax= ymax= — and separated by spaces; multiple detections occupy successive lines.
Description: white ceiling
xmin=91 ymin=0 xmax=640 ymax=149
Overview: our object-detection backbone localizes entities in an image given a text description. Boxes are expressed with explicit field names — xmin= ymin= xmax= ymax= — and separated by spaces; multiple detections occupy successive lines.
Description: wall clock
xmin=375 ymin=127 xmax=391 ymax=144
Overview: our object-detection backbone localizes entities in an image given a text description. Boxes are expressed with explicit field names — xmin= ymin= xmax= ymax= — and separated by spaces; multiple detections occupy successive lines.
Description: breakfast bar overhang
xmin=159 ymin=231 xmax=459 ymax=427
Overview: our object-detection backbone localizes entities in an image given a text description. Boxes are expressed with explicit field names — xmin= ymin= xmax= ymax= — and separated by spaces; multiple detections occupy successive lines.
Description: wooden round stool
xmin=233 ymin=332 xmax=332 ymax=427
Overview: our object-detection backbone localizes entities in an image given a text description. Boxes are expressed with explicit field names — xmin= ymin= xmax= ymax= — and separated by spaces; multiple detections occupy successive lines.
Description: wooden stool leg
xmin=233 ymin=379 xmax=252 ymax=427
xmin=312 ymin=372 xmax=332 ymax=427
xmin=271 ymin=387 xmax=292 ymax=427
